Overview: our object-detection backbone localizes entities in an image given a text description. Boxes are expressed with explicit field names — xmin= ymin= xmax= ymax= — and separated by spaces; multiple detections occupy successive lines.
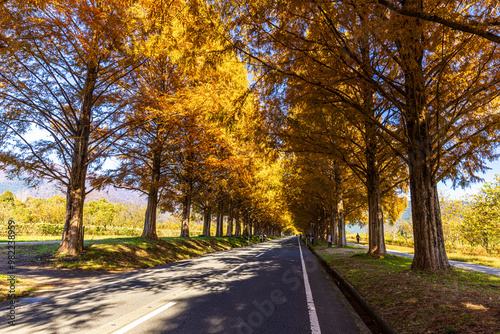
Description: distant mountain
xmin=401 ymin=202 xmax=412 ymax=220
xmin=0 ymin=171 xmax=145 ymax=204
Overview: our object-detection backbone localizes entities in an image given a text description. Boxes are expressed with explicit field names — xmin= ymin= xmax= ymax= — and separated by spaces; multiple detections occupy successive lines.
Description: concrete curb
xmin=305 ymin=242 xmax=398 ymax=334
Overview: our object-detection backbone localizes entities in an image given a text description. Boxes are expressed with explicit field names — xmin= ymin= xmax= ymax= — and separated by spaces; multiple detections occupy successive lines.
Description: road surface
xmin=2 ymin=237 xmax=370 ymax=333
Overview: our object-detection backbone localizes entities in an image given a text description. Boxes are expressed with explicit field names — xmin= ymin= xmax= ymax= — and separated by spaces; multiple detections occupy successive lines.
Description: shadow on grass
xmin=316 ymin=246 xmax=500 ymax=334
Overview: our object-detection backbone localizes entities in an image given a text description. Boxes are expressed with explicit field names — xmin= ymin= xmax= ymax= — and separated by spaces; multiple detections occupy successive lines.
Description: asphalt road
xmin=1 ymin=237 xmax=370 ymax=334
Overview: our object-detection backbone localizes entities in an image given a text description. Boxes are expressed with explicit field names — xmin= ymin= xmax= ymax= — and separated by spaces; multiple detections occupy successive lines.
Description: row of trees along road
xmin=217 ymin=0 xmax=500 ymax=270
xmin=0 ymin=0 xmax=294 ymax=254
xmin=1 ymin=0 xmax=499 ymax=271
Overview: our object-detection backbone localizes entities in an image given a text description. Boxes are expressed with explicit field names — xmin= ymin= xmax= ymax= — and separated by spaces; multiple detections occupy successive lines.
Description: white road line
xmin=298 ymin=239 xmax=321 ymax=334
xmin=55 ymin=268 xmax=164 ymax=300
xmin=1 ymin=265 xmax=182 ymax=313
xmin=256 ymin=252 xmax=265 ymax=258
xmin=222 ymin=263 xmax=245 ymax=276
xmin=111 ymin=302 xmax=176 ymax=334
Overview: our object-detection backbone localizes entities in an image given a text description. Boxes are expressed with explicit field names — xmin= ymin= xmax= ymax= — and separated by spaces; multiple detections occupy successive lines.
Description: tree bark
xmin=216 ymin=200 xmax=223 ymax=237
xmin=408 ymin=152 xmax=449 ymax=270
xmin=59 ymin=178 xmax=86 ymax=254
xmin=329 ymin=206 xmax=338 ymax=245
xmin=226 ymin=200 xmax=233 ymax=236
xmin=242 ymin=211 xmax=249 ymax=236
xmin=242 ymin=222 xmax=248 ymax=236
xmin=366 ymin=124 xmax=386 ymax=255
xmin=234 ymin=208 xmax=241 ymax=236
xmin=337 ymin=198 xmax=346 ymax=246
xmin=142 ymin=149 xmax=161 ymax=240
xmin=335 ymin=165 xmax=347 ymax=246
xmin=58 ymin=62 xmax=97 ymax=254
xmin=180 ymin=193 xmax=191 ymax=237
xmin=397 ymin=0 xmax=449 ymax=270
xmin=203 ymin=204 xmax=211 ymax=237
xmin=359 ymin=19 xmax=386 ymax=255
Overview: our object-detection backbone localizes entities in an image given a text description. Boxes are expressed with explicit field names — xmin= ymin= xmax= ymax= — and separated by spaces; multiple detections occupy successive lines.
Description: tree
xmin=84 ymin=199 xmax=119 ymax=230
xmin=375 ymin=0 xmax=500 ymax=44
xmin=219 ymin=0 xmax=500 ymax=270
xmin=112 ymin=29 xmax=252 ymax=240
xmin=462 ymin=175 xmax=500 ymax=252
xmin=0 ymin=190 xmax=14 ymax=204
xmin=0 ymin=0 xmax=142 ymax=253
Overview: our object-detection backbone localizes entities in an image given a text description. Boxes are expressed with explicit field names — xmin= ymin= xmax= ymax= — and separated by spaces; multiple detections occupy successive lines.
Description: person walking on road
xmin=327 ymin=234 xmax=332 ymax=248
xmin=356 ymin=233 xmax=360 ymax=244
xmin=310 ymin=234 xmax=314 ymax=246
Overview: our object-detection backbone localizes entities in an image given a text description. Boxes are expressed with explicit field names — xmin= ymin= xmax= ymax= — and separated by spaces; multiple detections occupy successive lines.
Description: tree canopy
xmin=0 ymin=0 xmax=498 ymax=272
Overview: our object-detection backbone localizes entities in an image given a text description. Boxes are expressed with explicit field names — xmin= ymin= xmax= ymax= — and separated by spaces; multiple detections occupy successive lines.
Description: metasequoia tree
xmin=283 ymin=150 xmax=365 ymax=245
xmin=109 ymin=0 xmax=211 ymax=240
xmin=375 ymin=0 xmax=500 ymax=44
xmin=285 ymin=88 xmax=407 ymax=254
xmin=0 ymin=0 xmax=142 ymax=254
xmin=219 ymin=0 xmax=500 ymax=270
xmin=110 ymin=0 xmax=252 ymax=239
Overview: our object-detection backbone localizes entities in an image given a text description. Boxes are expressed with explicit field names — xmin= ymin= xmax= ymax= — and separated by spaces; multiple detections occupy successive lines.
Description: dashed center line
xmin=222 ymin=263 xmax=245 ymax=276
xmin=256 ymin=252 xmax=265 ymax=258
xmin=111 ymin=302 xmax=176 ymax=334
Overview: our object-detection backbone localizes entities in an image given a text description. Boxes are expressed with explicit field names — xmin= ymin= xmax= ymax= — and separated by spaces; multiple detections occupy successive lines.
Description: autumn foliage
xmin=0 ymin=0 xmax=499 ymax=272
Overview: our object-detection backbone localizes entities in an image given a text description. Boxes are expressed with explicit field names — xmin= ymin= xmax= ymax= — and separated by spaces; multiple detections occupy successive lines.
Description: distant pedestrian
xmin=356 ymin=233 xmax=360 ymax=244
xmin=327 ymin=234 xmax=332 ymax=248
xmin=310 ymin=234 xmax=314 ymax=246
xmin=263 ymin=234 xmax=266 ymax=242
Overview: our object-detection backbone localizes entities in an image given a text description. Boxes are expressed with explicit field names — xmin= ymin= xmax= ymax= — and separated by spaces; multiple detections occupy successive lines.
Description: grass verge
xmin=313 ymin=242 xmax=500 ymax=334
xmin=49 ymin=236 xmax=268 ymax=270
xmin=0 ymin=235 xmax=275 ymax=302
xmin=346 ymin=236 xmax=500 ymax=269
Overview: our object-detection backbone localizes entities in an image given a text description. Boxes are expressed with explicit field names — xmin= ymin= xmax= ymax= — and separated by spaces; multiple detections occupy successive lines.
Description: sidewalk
xmin=347 ymin=242 xmax=500 ymax=277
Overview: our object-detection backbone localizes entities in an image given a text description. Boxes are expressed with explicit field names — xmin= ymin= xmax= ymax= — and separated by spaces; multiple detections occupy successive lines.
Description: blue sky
xmin=438 ymin=158 xmax=500 ymax=199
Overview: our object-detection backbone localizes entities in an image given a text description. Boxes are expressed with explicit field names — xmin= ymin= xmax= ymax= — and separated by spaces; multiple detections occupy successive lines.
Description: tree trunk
xmin=234 ymin=209 xmax=241 ymax=236
xmin=58 ymin=62 xmax=97 ymax=254
xmin=408 ymin=154 xmax=449 ymax=270
xmin=216 ymin=200 xmax=223 ymax=237
xmin=360 ymin=23 xmax=386 ymax=255
xmin=329 ymin=207 xmax=338 ymax=245
xmin=397 ymin=0 xmax=449 ymax=270
xmin=242 ymin=223 xmax=248 ymax=236
xmin=226 ymin=200 xmax=233 ymax=236
xmin=335 ymin=165 xmax=347 ymax=246
xmin=59 ymin=178 xmax=86 ymax=254
xmin=203 ymin=205 xmax=211 ymax=237
xmin=366 ymin=128 xmax=386 ymax=255
xmin=242 ymin=212 xmax=249 ymax=236
xmin=142 ymin=149 xmax=161 ymax=240
xmin=337 ymin=197 xmax=346 ymax=246
xmin=180 ymin=193 xmax=191 ymax=237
